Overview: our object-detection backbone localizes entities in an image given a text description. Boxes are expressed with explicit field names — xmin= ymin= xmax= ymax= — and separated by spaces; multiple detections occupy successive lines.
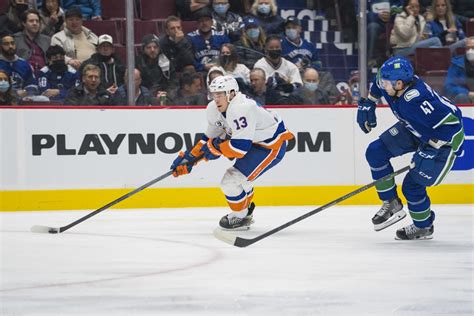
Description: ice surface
xmin=1 ymin=205 xmax=473 ymax=315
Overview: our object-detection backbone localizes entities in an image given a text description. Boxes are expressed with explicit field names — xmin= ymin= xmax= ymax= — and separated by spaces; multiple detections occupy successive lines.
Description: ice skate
xmin=219 ymin=202 xmax=255 ymax=231
xmin=395 ymin=223 xmax=434 ymax=240
xmin=372 ymin=197 xmax=406 ymax=231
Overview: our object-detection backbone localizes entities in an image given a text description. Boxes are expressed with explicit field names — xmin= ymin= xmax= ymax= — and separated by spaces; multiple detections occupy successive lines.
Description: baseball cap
xmin=195 ymin=7 xmax=213 ymax=20
xmin=98 ymin=34 xmax=113 ymax=46
xmin=242 ymin=16 xmax=260 ymax=28
xmin=285 ymin=16 xmax=301 ymax=27
xmin=65 ymin=6 xmax=82 ymax=19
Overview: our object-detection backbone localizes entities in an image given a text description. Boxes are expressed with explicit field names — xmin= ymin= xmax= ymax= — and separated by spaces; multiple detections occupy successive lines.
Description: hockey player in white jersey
xmin=170 ymin=75 xmax=294 ymax=230
xmin=357 ymin=56 xmax=464 ymax=240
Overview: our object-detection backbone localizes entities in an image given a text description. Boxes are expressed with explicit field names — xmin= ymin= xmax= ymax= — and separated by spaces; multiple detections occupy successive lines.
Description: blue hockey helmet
xmin=379 ymin=56 xmax=414 ymax=84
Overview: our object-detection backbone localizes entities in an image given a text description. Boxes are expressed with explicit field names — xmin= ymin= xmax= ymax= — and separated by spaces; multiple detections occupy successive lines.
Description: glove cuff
xmin=207 ymin=139 xmax=222 ymax=156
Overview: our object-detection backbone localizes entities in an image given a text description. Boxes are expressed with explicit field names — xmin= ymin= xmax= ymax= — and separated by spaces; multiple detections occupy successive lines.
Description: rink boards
xmin=0 ymin=106 xmax=472 ymax=211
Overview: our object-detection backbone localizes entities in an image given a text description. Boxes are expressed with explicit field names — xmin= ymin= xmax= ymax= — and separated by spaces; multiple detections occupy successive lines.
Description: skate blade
xmin=394 ymin=235 xmax=433 ymax=240
xmin=374 ymin=210 xmax=406 ymax=231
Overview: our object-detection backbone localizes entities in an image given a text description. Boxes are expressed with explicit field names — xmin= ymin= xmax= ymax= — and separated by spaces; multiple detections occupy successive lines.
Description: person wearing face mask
xmin=281 ymin=16 xmax=322 ymax=72
xmin=211 ymin=0 xmax=243 ymax=42
xmin=80 ymin=34 xmax=125 ymax=92
xmin=445 ymin=36 xmax=474 ymax=104
xmin=207 ymin=43 xmax=250 ymax=87
xmin=254 ymin=35 xmax=302 ymax=93
xmin=0 ymin=70 xmax=18 ymax=105
xmin=234 ymin=17 xmax=267 ymax=70
xmin=249 ymin=0 xmax=284 ymax=36
xmin=37 ymin=45 xmax=79 ymax=102
xmin=299 ymin=68 xmax=330 ymax=105
xmin=0 ymin=0 xmax=32 ymax=34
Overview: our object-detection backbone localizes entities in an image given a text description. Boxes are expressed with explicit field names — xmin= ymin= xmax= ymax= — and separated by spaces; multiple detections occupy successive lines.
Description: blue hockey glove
xmin=201 ymin=138 xmax=223 ymax=160
xmin=357 ymin=97 xmax=377 ymax=133
xmin=412 ymin=145 xmax=439 ymax=175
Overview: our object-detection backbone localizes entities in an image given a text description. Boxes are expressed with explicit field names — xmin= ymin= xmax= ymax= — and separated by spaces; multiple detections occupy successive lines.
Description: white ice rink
xmin=1 ymin=205 xmax=473 ymax=315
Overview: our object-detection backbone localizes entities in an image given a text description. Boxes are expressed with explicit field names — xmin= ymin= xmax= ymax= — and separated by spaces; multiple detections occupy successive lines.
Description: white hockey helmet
xmin=208 ymin=75 xmax=239 ymax=97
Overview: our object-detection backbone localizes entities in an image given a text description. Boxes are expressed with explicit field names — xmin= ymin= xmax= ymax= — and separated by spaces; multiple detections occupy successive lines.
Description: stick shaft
xmin=233 ymin=165 xmax=411 ymax=247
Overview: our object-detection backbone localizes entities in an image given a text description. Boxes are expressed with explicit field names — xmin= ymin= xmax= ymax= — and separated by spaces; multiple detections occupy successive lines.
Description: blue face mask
xmin=304 ymin=82 xmax=318 ymax=92
xmin=213 ymin=4 xmax=229 ymax=16
xmin=257 ymin=3 xmax=271 ymax=15
xmin=0 ymin=80 xmax=10 ymax=93
xmin=246 ymin=28 xmax=260 ymax=40
xmin=285 ymin=29 xmax=299 ymax=41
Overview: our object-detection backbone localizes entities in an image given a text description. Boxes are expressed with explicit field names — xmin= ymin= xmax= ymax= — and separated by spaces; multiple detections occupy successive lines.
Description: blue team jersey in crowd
xmin=37 ymin=66 xmax=80 ymax=101
xmin=187 ymin=30 xmax=230 ymax=72
xmin=370 ymin=75 xmax=464 ymax=154
xmin=0 ymin=56 xmax=36 ymax=90
xmin=281 ymin=36 xmax=321 ymax=69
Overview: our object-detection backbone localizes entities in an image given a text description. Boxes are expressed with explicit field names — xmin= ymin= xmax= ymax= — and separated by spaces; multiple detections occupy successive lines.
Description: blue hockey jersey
xmin=0 ymin=55 xmax=36 ymax=90
xmin=187 ymin=30 xmax=230 ymax=72
xmin=370 ymin=75 xmax=464 ymax=154
xmin=281 ymin=36 xmax=322 ymax=70
xmin=37 ymin=65 xmax=80 ymax=101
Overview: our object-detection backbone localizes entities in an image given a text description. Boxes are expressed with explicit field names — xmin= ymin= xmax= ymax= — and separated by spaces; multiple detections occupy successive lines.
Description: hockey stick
xmin=31 ymin=156 xmax=204 ymax=234
xmin=214 ymin=165 xmax=411 ymax=248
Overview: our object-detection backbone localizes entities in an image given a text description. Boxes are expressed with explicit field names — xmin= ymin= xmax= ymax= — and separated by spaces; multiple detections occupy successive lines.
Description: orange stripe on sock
xmin=227 ymin=198 xmax=249 ymax=212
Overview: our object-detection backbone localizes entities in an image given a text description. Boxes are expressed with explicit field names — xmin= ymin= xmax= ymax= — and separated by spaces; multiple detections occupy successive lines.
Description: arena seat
xmin=414 ymin=47 xmax=451 ymax=75
xmin=139 ymin=0 xmax=176 ymax=20
xmin=83 ymin=20 xmax=123 ymax=44
xmin=181 ymin=20 xmax=198 ymax=34
xmin=421 ymin=70 xmax=448 ymax=95
xmin=467 ymin=20 xmax=474 ymax=37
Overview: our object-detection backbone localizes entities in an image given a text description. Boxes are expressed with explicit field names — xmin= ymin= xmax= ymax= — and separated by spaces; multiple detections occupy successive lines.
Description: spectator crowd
xmin=1 ymin=0 xmax=474 ymax=106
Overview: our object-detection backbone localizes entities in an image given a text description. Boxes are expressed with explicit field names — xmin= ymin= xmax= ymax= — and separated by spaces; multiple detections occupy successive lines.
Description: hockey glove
xmin=170 ymin=141 xmax=205 ymax=177
xmin=412 ymin=145 xmax=439 ymax=175
xmin=201 ymin=138 xmax=223 ymax=160
xmin=357 ymin=97 xmax=377 ymax=133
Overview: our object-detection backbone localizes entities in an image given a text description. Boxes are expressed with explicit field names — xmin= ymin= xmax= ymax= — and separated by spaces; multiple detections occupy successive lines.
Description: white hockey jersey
xmin=204 ymin=92 xmax=293 ymax=158
xmin=253 ymin=57 xmax=303 ymax=85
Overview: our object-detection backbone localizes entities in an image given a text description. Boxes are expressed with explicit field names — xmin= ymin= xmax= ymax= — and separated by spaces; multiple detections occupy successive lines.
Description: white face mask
xmin=466 ymin=48 xmax=474 ymax=62
xmin=0 ymin=80 xmax=10 ymax=93
xmin=304 ymin=81 xmax=318 ymax=92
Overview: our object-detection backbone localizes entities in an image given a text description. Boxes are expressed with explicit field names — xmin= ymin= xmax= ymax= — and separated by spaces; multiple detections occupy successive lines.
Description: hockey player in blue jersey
xmin=357 ymin=56 xmax=464 ymax=240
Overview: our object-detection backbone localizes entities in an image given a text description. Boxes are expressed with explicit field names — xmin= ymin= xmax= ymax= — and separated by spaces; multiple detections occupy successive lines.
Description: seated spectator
xmin=390 ymin=0 xmax=442 ymax=57
xmin=361 ymin=0 xmax=403 ymax=67
xmin=234 ymin=17 xmax=266 ymax=70
xmin=248 ymin=0 xmax=284 ymax=36
xmin=299 ymin=68 xmax=330 ymax=105
xmin=38 ymin=45 xmax=79 ymax=102
xmin=451 ymin=0 xmax=474 ymax=30
xmin=246 ymin=67 xmax=267 ymax=105
xmin=318 ymin=71 xmax=342 ymax=104
xmin=61 ymin=0 xmax=101 ymax=21
xmin=0 ymin=0 xmax=32 ymax=34
xmin=0 ymin=33 xmax=37 ymax=98
xmin=80 ymin=34 xmax=125 ymax=91
xmin=426 ymin=0 xmax=465 ymax=53
xmin=159 ymin=16 xmax=195 ymax=73
xmin=187 ymin=8 xmax=230 ymax=72
xmin=175 ymin=0 xmax=210 ymax=21
xmin=135 ymin=34 xmax=176 ymax=96
xmin=168 ymin=71 xmax=207 ymax=105
xmin=444 ymin=36 xmax=474 ymax=104
xmin=111 ymin=69 xmax=157 ymax=106
xmin=211 ymin=0 xmax=243 ymax=41
xmin=254 ymin=35 xmax=303 ymax=89
xmin=39 ymin=0 xmax=64 ymax=36
xmin=64 ymin=64 xmax=111 ymax=105
xmin=0 ymin=70 xmax=18 ymax=105
xmin=51 ymin=6 xmax=98 ymax=69
xmin=14 ymin=9 xmax=51 ymax=77
xmin=281 ymin=16 xmax=322 ymax=71
xmin=207 ymin=43 xmax=250 ymax=86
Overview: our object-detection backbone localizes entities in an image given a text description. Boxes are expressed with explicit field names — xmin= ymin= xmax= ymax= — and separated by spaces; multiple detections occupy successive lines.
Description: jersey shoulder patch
xmin=404 ymin=89 xmax=420 ymax=102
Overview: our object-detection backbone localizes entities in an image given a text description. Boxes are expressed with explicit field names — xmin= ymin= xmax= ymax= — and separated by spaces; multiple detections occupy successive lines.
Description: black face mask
xmin=267 ymin=49 xmax=282 ymax=59
xmin=15 ymin=3 xmax=28 ymax=15
xmin=50 ymin=59 xmax=67 ymax=73
xmin=220 ymin=55 xmax=230 ymax=65
xmin=98 ymin=54 xmax=113 ymax=63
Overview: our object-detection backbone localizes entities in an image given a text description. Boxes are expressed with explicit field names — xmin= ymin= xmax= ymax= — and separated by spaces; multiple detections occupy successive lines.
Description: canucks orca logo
xmin=452 ymin=117 xmax=473 ymax=170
